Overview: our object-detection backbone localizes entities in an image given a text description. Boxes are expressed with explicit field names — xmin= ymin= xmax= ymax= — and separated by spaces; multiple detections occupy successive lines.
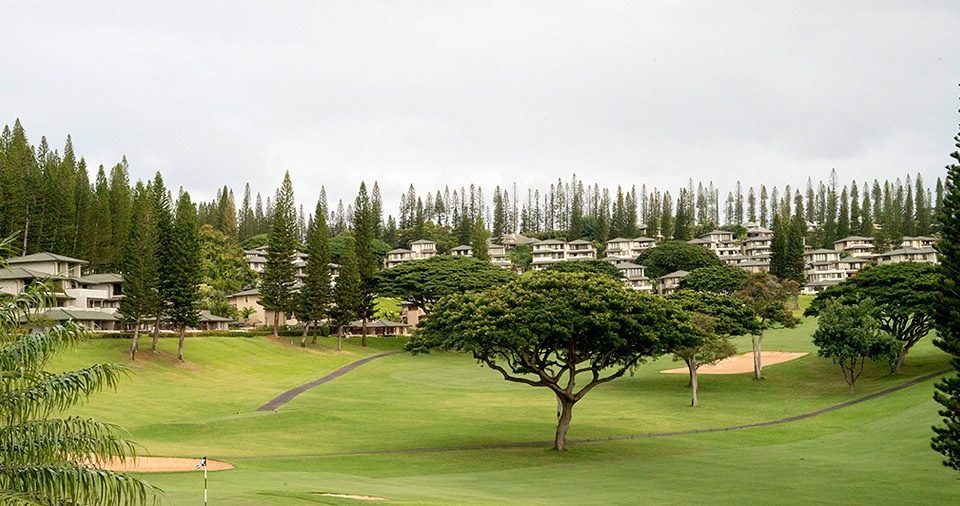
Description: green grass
xmin=54 ymin=314 xmax=960 ymax=505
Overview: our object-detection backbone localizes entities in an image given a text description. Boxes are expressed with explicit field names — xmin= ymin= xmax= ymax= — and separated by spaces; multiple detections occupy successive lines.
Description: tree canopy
xmin=667 ymin=290 xmax=758 ymax=407
xmin=636 ymin=240 xmax=721 ymax=279
xmin=544 ymin=259 xmax=623 ymax=280
xmin=376 ymin=255 xmax=515 ymax=315
xmin=409 ymin=270 xmax=692 ymax=450
xmin=677 ymin=264 xmax=748 ymax=294
xmin=805 ymin=261 xmax=941 ymax=374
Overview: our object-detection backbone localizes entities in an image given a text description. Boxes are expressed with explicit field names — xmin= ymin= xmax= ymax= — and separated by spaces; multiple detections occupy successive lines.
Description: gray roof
xmin=40 ymin=308 xmax=117 ymax=321
xmin=227 ymin=288 xmax=260 ymax=297
xmin=834 ymin=236 xmax=873 ymax=243
xmin=6 ymin=252 xmax=88 ymax=265
xmin=199 ymin=310 xmax=233 ymax=322
xmin=0 ymin=266 xmax=64 ymax=281
xmin=79 ymin=273 xmax=124 ymax=284
xmin=347 ymin=318 xmax=410 ymax=328
xmin=658 ymin=270 xmax=689 ymax=280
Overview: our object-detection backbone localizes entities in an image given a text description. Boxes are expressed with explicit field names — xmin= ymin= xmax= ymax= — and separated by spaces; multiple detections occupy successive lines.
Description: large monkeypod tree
xmin=409 ymin=270 xmax=692 ymax=451
xmin=805 ymin=262 xmax=940 ymax=374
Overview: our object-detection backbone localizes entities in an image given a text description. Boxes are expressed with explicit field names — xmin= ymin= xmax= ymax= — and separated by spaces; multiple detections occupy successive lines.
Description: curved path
xmin=256 ymin=351 xmax=402 ymax=412
xmin=247 ymin=355 xmax=949 ymax=456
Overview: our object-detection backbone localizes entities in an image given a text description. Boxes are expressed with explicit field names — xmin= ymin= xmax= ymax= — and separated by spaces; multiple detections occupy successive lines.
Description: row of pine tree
xmin=0 ymin=119 xmax=944 ymax=272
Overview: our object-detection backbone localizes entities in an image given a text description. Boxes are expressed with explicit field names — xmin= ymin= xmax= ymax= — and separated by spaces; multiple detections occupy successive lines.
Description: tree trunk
xmin=891 ymin=347 xmax=908 ymax=375
xmin=554 ymin=397 xmax=576 ymax=451
xmin=311 ymin=323 xmax=318 ymax=345
xmin=151 ymin=319 xmax=160 ymax=352
xmin=361 ymin=318 xmax=368 ymax=347
xmin=130 ymin=317 xmax=141 ymax=361
xmin=272 ymin=311 xmax=280 ymax=337
xmin=687 ymin=360 xmax=700 ymax=408
xmin=300 ymin=321 xmax=309 ymax=348
xmin=751 ymin=331 xmax=764 ymax=380
xmin=337 ymin=325 xmax=343 ymax=352
xmin=177 ymin=326 xmax=185 ymax=362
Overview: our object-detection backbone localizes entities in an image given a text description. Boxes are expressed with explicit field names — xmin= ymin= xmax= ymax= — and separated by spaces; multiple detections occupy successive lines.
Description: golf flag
xmin=196 ymin=457 xmax=207 ymax=470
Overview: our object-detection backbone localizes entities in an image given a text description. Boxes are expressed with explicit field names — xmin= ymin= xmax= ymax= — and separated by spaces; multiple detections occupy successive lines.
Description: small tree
xmin=410 ymin=271 xmax=692 ymax=450
xmin=669 ymin=290 xmax=758 ymax=407
xmin=813 ymin=299 xmax=900 ymax=394
xmin=735 ymin=272 xmax=800 ymax=380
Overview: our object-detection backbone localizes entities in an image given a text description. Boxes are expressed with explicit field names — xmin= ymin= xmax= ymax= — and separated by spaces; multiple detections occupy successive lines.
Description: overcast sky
xmin=3 ymin=1 xmax=958 ymax=217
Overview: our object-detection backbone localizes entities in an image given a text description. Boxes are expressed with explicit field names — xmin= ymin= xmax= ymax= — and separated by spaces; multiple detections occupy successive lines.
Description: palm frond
xmin=0 ymin=417 xmax=139 ymax=468
xmin=0 ymin=464 xmax=163 ymax=506
xmin=0 ymin=364 xmax=128 ymax=422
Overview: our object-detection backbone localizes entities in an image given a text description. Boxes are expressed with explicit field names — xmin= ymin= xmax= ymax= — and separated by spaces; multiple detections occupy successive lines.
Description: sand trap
xmin=96 ymin=457 xmax=233 ymax=472
xmin=317 ymin=493 xmax=386 ymax=501
xmin=661 ymin=351 xmax=807 ymax=375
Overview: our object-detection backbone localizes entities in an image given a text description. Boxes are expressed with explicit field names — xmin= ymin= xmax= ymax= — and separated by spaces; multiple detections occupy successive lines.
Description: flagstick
xmin=204 ymin=464 xmax=208 ymax=506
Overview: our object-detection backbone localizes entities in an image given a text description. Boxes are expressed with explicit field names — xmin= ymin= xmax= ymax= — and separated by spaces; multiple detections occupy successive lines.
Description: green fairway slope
xmin=55 ymin=322 xmax=958 ymax=504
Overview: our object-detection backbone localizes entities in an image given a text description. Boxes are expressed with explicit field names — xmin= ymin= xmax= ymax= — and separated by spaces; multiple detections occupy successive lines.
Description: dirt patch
xmin=96 ymin=456 xmax=233 ymax=473
xmin=660 ymin=351 xmax=808 ymax=375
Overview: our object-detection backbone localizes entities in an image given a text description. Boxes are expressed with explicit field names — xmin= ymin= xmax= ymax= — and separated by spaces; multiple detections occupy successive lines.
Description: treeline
xmin=0 ymin=119 xmax=944 ymax=269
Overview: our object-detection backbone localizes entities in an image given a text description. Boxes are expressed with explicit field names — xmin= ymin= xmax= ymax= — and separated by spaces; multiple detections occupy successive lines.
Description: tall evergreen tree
xmin=353 ymin=182 xmax=377 ymax=346
xmin=119 ymin=182 xmax=159 ymax=360
xmin=149 ymin=172 xmax=173 ymax=352
xmin=759 ymin=184 xmax=769 ymax=227
xmin=331 ymin=236 xmax=360 ymax=352
xmin=933 ymin=103 xmax=960 ymax=472
xmin=850 ymin=180 xmax=861 ymax=235
xmin=859 ymin=182 xmax=873 ymax=236
xmin=86 ymin=167 xmax=113 ymax=273
xmin=296 ymin=195 xmax=331 ymax=346
xmin=916 ymin=173 xmax=932 ymax=236
xmin=107 ymin=159 xmax=132 ymax=271
xmin=239 ymin=183 xmax=255 ymax=242
xmin=837 ymin=186 xmax=850 ymax=239
xmin=260 ymin=172 xmax=299 ymax=336
xmin=471 ymin=215 xmax=489 ymax=261
xmin=370 ymin=181 xmax=383 ymax=240
xmin=167 ymin=190 xmax=202 ymax=361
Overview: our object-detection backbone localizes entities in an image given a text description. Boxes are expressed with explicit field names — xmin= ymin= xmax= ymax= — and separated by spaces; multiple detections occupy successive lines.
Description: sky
xmin=2 ymin=1 xmax=959 ymax=218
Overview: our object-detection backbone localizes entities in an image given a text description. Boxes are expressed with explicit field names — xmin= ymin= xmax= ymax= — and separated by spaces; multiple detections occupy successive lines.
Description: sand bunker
xmin=317 ymin=493 xmax=386 ymax=501
xmin=97 ymin=457 xmax=233 ymax=472
xmin=661 ymin=351 xmax=807 ymax=375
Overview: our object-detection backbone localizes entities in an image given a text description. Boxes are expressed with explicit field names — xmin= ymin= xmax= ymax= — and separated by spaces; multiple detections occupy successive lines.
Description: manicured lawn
xmin=55 ymin=315 xmax=959 ymax=504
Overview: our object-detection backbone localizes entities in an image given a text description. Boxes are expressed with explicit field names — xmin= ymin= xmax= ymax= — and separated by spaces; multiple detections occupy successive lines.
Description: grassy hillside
xmin=54 ymin=316 xmax=959 ymax=505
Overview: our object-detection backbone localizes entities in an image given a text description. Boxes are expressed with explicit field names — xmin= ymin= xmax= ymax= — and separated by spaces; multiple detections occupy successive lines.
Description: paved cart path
xmin=246 ymin=354 xmax=950 ymax=456
xmin=256 ymin=351 xmax=402 ymax=412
